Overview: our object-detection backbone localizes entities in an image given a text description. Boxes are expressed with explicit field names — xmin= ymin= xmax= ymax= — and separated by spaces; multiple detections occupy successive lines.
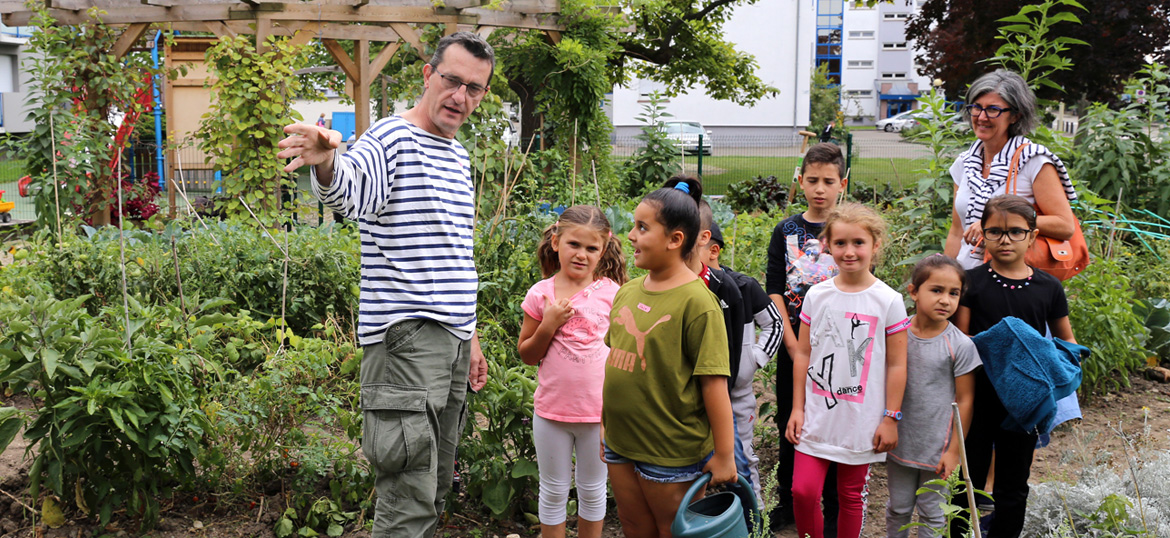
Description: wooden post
xmin=354 ymin=39 xmax=371 ymax=136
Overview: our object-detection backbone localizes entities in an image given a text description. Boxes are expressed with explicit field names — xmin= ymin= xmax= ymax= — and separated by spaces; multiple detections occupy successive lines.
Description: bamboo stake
xmin=731 ymin=217 xmax=738 ymax=271
xmin=48 ymin=113 xmax=62 ymax=237
xmin=952 ymin=402 xmax=982 ymax=538
xmin=1105 ymin=187 xmax=1123 ymax=259
xmin=170 ymin=235 xmax=190 ymax=341
xmin=571 ymin=119 xmax=578 ymax=206
xmin=591 ymin=159 xmax=601 ymax=206
xmin=172 ymin=148 xmax=221 ymax=247
xmin=115 ymin=147 xmax=132 ymax=355
xmin=239 ymin=197 xmax=288 ymax=257
xmin=279 ymin=225 xmax=290 ymax=351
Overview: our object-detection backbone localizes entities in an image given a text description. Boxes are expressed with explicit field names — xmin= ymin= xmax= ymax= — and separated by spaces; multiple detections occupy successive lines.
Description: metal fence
xmin=612 ymin=130 xmax=937 ymax=196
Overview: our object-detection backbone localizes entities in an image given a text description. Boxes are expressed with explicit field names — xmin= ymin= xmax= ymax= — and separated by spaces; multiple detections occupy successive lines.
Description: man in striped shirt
xmin=279 ymin=32 xmax=492 ymax=537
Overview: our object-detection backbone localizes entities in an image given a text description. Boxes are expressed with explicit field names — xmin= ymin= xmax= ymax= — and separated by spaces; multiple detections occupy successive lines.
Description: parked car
xmin=900 ymin=113 xmax=969 ymax=133
xmin=663 ymin=121 xmax=713 ymax=156
xmin=875 ymin=109 xmax=920 ymax=132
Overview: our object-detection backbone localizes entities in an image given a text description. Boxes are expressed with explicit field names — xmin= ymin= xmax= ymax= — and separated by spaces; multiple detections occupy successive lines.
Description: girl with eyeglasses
xmin=943 ymin=69 xmax=1079 ymax=274
xmin=950 ymin=194 xmax=1077 ymax=538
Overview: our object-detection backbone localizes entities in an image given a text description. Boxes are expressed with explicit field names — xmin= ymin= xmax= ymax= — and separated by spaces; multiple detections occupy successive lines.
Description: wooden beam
xmin=203 ymin=20 xmax=237 ymax=40
xmin=369 ymin=42 xmax=400 ymax=78
xmin=354 ymin=38 xmax=371 ymax=137
xmin=1 ymin=3 xmax=564 ymax=31
xmin=171 ymin=20 xmax=402 ymax=42
xmin=140 ymin=0 xmax=179 ymax=6
xmin=286 ymin=21 xmax=320 ymax=49
xmin=544 ymin=29 xmax=561 ymax=45
xmin=112 ymin=23 xmax=151 ymax=59
xmin=389 ymin=22 xmax=427 ymax=61
xmin=255 ymin=17 xmax=272 ymax=52
xmin=321 ymin=38 xmax=360 ymax=82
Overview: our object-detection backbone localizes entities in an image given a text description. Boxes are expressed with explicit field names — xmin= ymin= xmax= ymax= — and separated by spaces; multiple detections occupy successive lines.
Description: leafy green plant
xmin=900 ymin=470 xmax=990 ymax=538
xmin=899 ymin=86 xmax=972 ymax=263
xmin=5 ymin=5 xmax=174 ymax=230
xmin=623 ymin=92 xmax=682 ymax=196
xmin=725 ymin=175 xmax=789 ymax=215
xmin=1134 ymin=299 xmax=1170 ymax=362
xmin=0 ymin=292 xmax=218 ymax=530
xmin=986 ymin=0 xmax=1088 ymax=102
xmin=809 ymin=63 xmax=840 ymax=134
xmin=1072 ymin=63 xmax=1170 ymax=215
xmin=198 ymin=35 xmax=314 ymax=225
xmin=1065 ymin=258 xmax=1150 ymax=394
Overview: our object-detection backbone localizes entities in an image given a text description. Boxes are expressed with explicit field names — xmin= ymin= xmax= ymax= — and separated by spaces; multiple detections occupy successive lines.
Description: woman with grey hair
xmin=944 ymin=69 xmax=1078 ymax=270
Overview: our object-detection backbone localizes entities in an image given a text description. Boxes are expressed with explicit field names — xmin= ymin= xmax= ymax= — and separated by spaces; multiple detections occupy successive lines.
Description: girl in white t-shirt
xmin=786 ymin=203 xmax=909 ymax=538
xmin=518 ymin=205 xmax=628 ymax=538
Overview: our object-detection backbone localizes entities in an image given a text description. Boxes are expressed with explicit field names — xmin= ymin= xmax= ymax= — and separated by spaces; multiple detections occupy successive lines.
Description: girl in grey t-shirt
xmin=886 ymin=255 xmax=982 ymax=538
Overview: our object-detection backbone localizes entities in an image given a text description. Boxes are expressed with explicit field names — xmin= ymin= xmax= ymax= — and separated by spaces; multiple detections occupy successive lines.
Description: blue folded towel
xmin=971 ymin=317 xmax=1087 ymax=433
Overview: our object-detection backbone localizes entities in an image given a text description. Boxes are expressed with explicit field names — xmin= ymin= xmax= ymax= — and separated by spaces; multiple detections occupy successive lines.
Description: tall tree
xmin=908 ymin=0 xmax=1170 ymax=104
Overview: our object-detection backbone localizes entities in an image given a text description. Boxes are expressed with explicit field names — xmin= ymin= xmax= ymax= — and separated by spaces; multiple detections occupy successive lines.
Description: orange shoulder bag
xmin=983 ymin=143 xmax=1090 ymax=280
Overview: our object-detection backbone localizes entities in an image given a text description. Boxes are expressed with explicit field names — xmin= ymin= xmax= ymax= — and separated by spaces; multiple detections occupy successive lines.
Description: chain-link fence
xmin=611 ymin=130 xmax=937 ymax=196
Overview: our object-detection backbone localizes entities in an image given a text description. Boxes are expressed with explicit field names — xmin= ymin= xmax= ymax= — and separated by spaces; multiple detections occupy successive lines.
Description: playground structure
xmin=0 ymin=0 xmax=567 ymax=218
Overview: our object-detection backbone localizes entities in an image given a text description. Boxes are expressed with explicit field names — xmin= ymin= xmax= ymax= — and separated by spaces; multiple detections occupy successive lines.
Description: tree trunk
xmin=508 ymin=76 xmax=541 ymax=149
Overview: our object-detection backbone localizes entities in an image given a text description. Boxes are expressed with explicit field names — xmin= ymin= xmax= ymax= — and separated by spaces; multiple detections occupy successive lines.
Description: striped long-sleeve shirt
xmin=312 ymin=116 xmax=477 ymax=345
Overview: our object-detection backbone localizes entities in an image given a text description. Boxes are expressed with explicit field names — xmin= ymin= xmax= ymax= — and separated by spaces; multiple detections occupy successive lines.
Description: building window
xmin=883 ymin=13 xmax=910 ymax=21
xmin=848 ymin=30 xmax=875 ymax=39
xmin=847 ymin=60 xmax=874 ymax=69
xmin=881 ymin=72 xmax=908 ymax=79
xmin=883 ymin=42 xmax=908 ymax=50
xmin=816 ymin=0 xmax=845 ymax=85
xmin=845 ymin=89 xmax=874 ymax=97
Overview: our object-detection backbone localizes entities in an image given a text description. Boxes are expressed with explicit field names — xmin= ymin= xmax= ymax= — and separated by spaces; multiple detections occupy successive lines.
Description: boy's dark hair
xmin=536 ymin=205 xmax=629 ymax=284
xmin=430 ymin=31 xmax=496 ymax=72
xmin=801 ymin=142 xmax=847 ymax=179
xmin=910 ymin=254 xmax=967 ymax=296
xmin=698 ymin=199 xmax=714 ymax=233
xmin=644 ymin=176 xmax=704 ymax=256
xmin=981 ymin=194 xmax=1037 ymax=229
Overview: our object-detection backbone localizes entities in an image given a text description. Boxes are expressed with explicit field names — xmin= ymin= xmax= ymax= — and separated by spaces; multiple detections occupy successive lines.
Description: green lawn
xmin=685 ymin=155 xmax=925 ymax=196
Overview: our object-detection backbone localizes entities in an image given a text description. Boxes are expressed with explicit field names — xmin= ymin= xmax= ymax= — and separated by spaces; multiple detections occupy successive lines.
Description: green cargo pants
xmin=361 ymin=319 xmax=470 ymax=537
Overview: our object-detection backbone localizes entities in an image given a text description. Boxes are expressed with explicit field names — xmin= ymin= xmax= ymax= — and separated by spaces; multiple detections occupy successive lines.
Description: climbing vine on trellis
xmin=198 ymin=35 xmax=316 ymax=226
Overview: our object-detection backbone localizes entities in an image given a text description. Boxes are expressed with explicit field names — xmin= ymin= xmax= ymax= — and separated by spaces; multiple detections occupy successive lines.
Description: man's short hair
xmin=429 ymin=31 xmax=496 ymax=74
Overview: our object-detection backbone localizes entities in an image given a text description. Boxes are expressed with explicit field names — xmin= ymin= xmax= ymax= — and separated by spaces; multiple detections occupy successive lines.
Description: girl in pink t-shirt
xmin=518 ymin=205 xmax=628 ymax=538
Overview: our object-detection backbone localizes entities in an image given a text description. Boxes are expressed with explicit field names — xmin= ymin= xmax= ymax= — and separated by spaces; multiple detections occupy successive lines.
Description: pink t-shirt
xmin=521 ymin=276 xmax=620 ymax=422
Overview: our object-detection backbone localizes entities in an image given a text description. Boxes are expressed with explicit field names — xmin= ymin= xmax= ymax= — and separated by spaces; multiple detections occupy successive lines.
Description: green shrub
xmin=0 ymin=292 xmax=218 ymax=530
xmin=15 ymin=224 xmax=360 ymax=336
xmin=1065 ymin=258 xmax=1150 ymax=394
xmin=725 ymin=175 xmax=790 ymax=215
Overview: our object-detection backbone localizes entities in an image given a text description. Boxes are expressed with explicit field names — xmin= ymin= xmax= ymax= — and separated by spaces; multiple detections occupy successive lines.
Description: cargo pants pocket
xmin=361 ymin=383 xmax=433 ymax=474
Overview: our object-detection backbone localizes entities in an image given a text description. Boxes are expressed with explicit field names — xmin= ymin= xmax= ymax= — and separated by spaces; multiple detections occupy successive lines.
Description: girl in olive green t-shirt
xmin=602 ymin=177 xmax=736 ymax=537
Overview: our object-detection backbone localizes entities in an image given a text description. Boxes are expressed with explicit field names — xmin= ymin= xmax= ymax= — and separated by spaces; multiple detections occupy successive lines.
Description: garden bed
xmin=1 ymin=372 xmax=1167 ymax=538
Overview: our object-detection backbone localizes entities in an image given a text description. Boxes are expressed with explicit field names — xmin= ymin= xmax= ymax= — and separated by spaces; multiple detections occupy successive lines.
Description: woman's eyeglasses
xmin=984 ymin=227 xmax=1033 ymax=242
xmin=966 ymin=104 xmax=1012 ymax=119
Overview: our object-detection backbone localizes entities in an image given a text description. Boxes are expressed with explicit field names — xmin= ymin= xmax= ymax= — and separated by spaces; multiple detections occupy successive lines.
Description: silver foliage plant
xmin=1025 ymin=444 xmax=1170 ymax=536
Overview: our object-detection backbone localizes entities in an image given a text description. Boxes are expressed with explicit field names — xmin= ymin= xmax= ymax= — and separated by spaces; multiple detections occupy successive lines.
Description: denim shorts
xmin=602 ymin=441 xmax=712 ymax=484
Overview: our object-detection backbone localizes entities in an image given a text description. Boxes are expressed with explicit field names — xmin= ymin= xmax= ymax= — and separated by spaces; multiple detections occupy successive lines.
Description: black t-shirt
xmin=961 ymin=262 xmax=1069 ymax=336
xmin=708 ymin=267 xmax=747 ymax=386
xmin=765 ymin=213 xmax=827 ymax=328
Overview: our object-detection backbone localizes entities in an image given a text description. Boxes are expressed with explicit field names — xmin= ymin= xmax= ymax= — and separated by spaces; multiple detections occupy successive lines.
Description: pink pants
xmin=792 ymin=451 xmax=871 ymax=538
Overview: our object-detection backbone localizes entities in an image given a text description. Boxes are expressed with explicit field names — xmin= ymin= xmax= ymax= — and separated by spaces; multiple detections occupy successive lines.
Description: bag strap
xmin=1005 ymin=142 xmax=1031 ymax=195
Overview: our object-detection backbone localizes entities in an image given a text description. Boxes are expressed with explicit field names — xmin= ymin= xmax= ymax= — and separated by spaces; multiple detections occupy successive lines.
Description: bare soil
xmin=1 ymin=375 xmax=1168 ymax=538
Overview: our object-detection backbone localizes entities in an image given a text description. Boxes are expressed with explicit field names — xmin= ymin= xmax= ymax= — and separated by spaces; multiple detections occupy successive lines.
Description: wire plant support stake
xmin=952 ymin=401 xmax=982 ymax=538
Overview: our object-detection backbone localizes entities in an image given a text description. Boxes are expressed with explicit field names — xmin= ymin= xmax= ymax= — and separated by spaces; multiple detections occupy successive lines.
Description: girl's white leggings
xmin=533 ymin=414 xmax=608 ymax=524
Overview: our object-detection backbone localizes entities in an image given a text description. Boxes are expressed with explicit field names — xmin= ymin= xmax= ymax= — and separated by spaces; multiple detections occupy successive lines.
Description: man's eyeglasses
xmin=433 ymin=68 xmax=487 ymax=99
xmin=984 ymin=227 xmax=1033 ymax=242
xmin=965 ymin=104 xmax=1012 ymax=119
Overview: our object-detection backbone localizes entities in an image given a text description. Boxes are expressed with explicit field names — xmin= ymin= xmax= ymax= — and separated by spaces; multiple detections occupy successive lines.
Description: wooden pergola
xmin=0 ymin=0 xmax=566 ymax=137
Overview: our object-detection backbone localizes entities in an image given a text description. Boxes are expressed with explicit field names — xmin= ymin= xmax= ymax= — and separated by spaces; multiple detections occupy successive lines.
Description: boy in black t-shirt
xmin=764 ymin=142 xmax=847 ymax=531
xmin=704 ymin=219 xmax=784 ymax=502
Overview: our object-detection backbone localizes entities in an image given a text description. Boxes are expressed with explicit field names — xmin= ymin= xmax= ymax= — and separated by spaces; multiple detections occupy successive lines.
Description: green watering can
xmin=671 ymin=473 xmax=761 ymax=538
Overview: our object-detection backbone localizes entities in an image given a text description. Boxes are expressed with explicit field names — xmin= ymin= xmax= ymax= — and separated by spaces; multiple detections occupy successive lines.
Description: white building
xmin=0 ymin=23 xmax=33 ymax=133
xmin=609 ymin=0 xmax=817 ymax=139
xmin=839 ymin=0 xmax=931 ymax=123
xmin=608 ymin=0 xmax=933 ymax=137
